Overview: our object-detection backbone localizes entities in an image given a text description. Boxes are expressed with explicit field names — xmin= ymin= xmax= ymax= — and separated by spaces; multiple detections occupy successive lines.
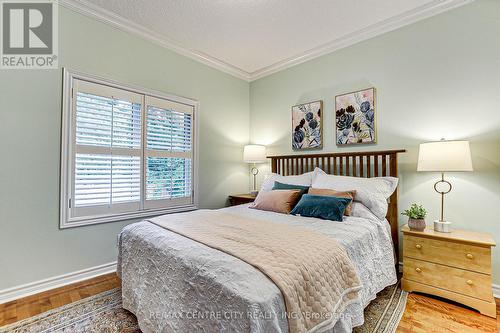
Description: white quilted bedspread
xmin=117 ymin=203 xmax=396 ymax=333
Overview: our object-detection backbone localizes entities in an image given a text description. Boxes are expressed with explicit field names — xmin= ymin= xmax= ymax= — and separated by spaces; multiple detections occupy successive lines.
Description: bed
xmin=118 ymin=149 xmax=405 ymax=333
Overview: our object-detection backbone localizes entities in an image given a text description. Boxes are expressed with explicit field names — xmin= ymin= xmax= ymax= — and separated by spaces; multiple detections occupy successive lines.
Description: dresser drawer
xmin=404 ymin=258 xmax=492 ymax=301
xmin=403 ymin=235 xmax=491 ymax=274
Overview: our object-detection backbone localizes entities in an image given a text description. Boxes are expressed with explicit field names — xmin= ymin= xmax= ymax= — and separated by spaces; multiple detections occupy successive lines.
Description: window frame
xmin=60 ymin=68 xmax=199 ymax=229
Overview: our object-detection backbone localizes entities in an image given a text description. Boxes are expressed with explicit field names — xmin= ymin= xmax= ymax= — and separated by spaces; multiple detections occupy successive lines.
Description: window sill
xmin=60 ymin=204 xmax=198 ymax=229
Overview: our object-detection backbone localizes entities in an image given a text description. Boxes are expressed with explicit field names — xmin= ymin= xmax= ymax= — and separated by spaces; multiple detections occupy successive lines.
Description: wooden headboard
xmin=268 ymin=149 xmax=406 ymax=256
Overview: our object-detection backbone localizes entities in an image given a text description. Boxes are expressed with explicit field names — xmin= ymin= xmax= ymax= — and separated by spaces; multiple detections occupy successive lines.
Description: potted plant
xmin=402 ymin=204 xmax=427 ymax=231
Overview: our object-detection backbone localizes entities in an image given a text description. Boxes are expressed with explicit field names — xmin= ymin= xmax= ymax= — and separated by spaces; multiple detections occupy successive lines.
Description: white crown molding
xmin=250 ymin=0 xmax=474 ymax=80
xmin=59 ymin=0 xmax=252 ymax=81
xmin=60 ymin=0 xmax=473 ymax=82
xmin=0 ymin=262 xmax=116 ymax=304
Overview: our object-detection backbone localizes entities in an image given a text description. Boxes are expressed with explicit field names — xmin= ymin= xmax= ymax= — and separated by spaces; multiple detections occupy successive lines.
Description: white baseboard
xmin=492 ymin=284 xmax=500 ymax=299
xmin=398 ymin=261 xmax=499 ymax=299
xmin=0 ymin=261 xmax=117 ymax=304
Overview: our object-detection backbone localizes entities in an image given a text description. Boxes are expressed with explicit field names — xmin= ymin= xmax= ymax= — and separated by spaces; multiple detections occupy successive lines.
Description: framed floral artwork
xmin=292 ymin=100 xmax=322 ymax=150
xmin=335 ymin=88 xmax=376 ymax=145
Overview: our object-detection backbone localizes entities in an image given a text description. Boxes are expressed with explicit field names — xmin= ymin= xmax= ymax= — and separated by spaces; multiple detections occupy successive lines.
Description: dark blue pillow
xmin=290 ymin=194 xmax=351 ymax=221
xmin=272 ymin=181 xmax=309 ymax=197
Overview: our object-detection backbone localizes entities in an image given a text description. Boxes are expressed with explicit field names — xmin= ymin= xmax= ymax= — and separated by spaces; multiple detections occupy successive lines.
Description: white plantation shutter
xmin=74 ymin=154 xmax=111 ymax=206
xmin=144 ymin=96 xmax=194 ymax=209
xmin=71 ymin=80 xmax=143 ymax=218
xmin=61 ymin=72 xmax=197 ymax=227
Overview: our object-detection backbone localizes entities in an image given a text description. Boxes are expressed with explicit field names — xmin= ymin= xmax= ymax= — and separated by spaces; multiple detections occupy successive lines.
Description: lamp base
xmin=434 ymin=220 xmax=452 ymax=233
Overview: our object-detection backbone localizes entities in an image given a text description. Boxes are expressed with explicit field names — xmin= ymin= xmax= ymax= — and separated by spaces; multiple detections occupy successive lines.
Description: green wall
xmin=250 ymin=0 xmax=500 ymax=283
xmin=0 ymin=7 xmax=250 ymax=290
xmin=2 ymin=0 xmax=499 ymax=291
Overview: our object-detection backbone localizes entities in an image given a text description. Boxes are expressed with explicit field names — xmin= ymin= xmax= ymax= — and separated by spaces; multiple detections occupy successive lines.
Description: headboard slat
xmin=352 ymin=156 xmax=357 ymax=177
xmin=382 ymin=155 xmax=387 ymax=176
xmin=268 ymin=149 xmax=406 ymax=260
xmin=367 ymin=156 xmax=372 ymax=177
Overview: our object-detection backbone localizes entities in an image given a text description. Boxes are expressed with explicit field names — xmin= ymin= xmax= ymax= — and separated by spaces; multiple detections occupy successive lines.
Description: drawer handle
xmin=466 ymin=280 xmax=473 ymax=285
xmin=415 ymin=267 xmax=422 ymax=273
xmin=466 ymin=253 xmax=474 ymax=260
xmin=415 ymin=244 xmax=422 ymax=249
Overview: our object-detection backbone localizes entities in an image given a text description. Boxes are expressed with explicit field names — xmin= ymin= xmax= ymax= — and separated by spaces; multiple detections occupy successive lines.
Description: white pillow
xmin=260 ymin=171 xmax=315 ymax=192
xmin=311 ymin=168 xmax=398 ymax=220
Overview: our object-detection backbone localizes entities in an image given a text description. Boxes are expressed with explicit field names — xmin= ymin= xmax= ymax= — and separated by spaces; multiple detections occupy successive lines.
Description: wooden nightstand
xmin=228 ymin=194 xmax=256 ymax=206
xmin=401 ymin=224 xmax=496 ymax=317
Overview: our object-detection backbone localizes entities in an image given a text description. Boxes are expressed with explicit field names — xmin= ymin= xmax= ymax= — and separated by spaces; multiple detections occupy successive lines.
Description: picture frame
xmin=292 ymin=100 xmax=323 ymax=150
xmin=335 ymin=88 xmax=376 ymax=145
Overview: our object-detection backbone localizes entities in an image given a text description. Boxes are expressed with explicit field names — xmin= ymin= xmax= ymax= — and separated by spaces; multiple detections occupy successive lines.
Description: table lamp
xmin=243 ymin=145 xmax=267 ymax=196
xmin=417 ymin=140 xmax=473 ymax=232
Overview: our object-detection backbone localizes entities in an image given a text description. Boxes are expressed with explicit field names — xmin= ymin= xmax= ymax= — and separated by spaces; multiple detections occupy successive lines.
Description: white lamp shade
xmin=417 ymin=140 xmax=473 ymax=172
xmin=243 ymin=145 xmax=267 ymax=163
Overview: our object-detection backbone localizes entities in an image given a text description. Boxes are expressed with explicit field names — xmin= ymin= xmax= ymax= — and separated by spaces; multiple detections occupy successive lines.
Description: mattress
xmin=117 ymin=202 xmax=397 ymax=333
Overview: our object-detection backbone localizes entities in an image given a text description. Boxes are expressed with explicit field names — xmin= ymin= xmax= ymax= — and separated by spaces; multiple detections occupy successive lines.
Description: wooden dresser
xmin=401 ymin=224 xmax=496 ymax=317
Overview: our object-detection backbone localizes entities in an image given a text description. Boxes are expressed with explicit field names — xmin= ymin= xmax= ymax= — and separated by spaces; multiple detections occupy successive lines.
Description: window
xmin=60 ymin=70 xmax=197 ymax=228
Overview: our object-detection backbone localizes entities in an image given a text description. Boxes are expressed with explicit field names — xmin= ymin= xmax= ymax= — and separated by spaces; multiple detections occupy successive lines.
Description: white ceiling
xmin=64 ymin=0 xmax=471 ymax=80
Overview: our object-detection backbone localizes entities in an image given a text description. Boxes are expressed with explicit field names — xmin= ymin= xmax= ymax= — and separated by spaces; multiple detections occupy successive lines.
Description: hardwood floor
xmin=0 ymin=273 xmax=120 ymax=327
xmin=397 ymin=293 xmax=499 ymax=333
xmin=0 ymin=273 xmax=498 ymax=332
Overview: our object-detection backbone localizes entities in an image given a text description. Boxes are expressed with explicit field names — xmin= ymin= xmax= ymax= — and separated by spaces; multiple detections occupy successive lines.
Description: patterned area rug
xmin=1 ymin=281 xmax=407 ymax=333
xmin=354 ymin=280 xmax=408 ymax=333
